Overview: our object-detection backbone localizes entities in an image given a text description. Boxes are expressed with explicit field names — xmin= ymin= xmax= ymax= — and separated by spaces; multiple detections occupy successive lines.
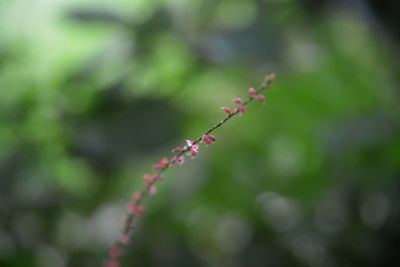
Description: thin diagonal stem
xmin=106 ymin=73 xmax=276 ymax=267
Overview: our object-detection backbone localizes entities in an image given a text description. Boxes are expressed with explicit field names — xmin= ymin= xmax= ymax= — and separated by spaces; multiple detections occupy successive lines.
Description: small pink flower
xmin=173 ymin=156 xmax=185 ymax=165
xmin=221 ymin=106 xmax=232 ymax=115
xmin=256 ymin=95 xmax=265 ymax=103
xmin=186 ymin=140 xmax=193 ymax=147
xmin=232 ymin=97 xmax=243 ymax=105
xmin=190 ymin=143 xmax=199 ymax=157
xmin=152 ymin=174 xmax=160 ymax=181
xmin=238 ymin=104 xmax=246 ymax=114
xmin=249 ymin=87 xmax=256 ymax=97
xmin=153 ymin=158 xmax=169 ymax=170
xmin=186 ymin=140 xmax=200 ymax=158
xmin=118 ymin=235 xmax=129 ymax=245
xmin=106 ymin=259 xmax=119 ymax=267
xmin=133 ymin=192 xmax=142 ymax=201
xmin=143 ymin=174 xmax=152 ymax=186
xmin=109 ymin=245 xmax=122 ymax=258
xmin=128 ymin=204 xmax=144 ymax=217
xmin=149 ymin=185 xmax=157 ymax=195
xmin=202 ymin=134 xmax=216 ymax=146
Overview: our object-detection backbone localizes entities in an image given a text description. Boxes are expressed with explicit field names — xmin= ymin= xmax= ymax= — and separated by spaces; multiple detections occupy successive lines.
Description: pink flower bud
xmin=133 ymin=192 xmax=142 ymax=201
xmin=202 ymin=134 xmax=216 ymax=146
xmin=249 ymin=87 xmax=256 ymax=97
xmin=143 ymin=174 xmax=152 ymax=186
xmin=106 ymin=259 xmax=119 ymax=267
xmin=149 ymin=185 xmax=157 ymax=195
xmin=221 ymin=106 xmax=232 ymax=115
xmin=238 ymin=104 xmax=246 ymax=114
xmin=173 ymin=156 xmax=185 ymax=165
xmin=153 ymin=174 xmax=160 ymax=181
xmin=256 ymin=95 xmax=265 ymax=103
xmin=232 ymin=97 xmax=243 ymax=104
xmin=153 ymin=158 xmax=169 ymax=170
xmin=109 ymin=245 xmax=122 ymax=258
xmin=118 ymin=235 xmax=129 ymax=245
xmin=172 ymin=146 xmax=183 ymax=153
xmin=190 ymin=143 xmax=199 ymax=158
xmin=186 ymin=140 xmax=193 ymax=147
xmin=128 ymin=204 xmax=144 ymax=217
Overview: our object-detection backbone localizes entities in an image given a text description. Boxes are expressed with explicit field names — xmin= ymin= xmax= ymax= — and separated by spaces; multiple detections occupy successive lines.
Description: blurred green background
xmin=0 ymin=0 xmax=399 ymax=267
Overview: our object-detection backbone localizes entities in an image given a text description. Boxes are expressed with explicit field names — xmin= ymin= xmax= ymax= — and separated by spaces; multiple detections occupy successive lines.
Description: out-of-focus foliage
xmin=0 ymin=0 xmax=399 ymax=267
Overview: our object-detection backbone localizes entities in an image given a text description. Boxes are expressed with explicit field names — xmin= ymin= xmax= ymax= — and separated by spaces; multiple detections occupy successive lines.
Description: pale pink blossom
xmin=106 ymin=259 xmax=119 ymax=267
xmin=249 ymin=87 xmax=256 ymax=97
xmin=232 ymin=97 xmax=243 ymax=104
xmin=118 ymin=235 xmax=129 ymax=245
xmin=191 ymin=144 xmax=199 ymax=157
xmin=186 ymin=140 xmax=199 ymax=157
xmin=221 ymin=106 xmax=232 ymax=115
xmin=133 ymin=192 xmax=142 ymax=201
xmin=238 ymin=104 xmax=246 ymax=114
xmin=153 ymin=158 xmax=169 ymax=170
xmin=256 ymin=95 xmax=265 ymax=103
xmin=128 ymin=204 xmax=144 ymax=217
xmin=173 ymin=156 xmax=185 ymax=165
xmin=143 ymin=175 xmax=152 ymax=186
xmin=202 ymin=134 xmax=216 ymax=146
xmin=152 ymin=174 xmax=160 ymax=181
xmin=109 ymin=246 xmax=122 ymax=258
xmin=149 ymin=185 xmax=157 ymax=195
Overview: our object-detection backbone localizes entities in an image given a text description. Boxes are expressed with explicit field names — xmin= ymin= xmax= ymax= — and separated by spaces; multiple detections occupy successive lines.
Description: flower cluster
xmin=105 ymin=73 xmax=276 ymax=267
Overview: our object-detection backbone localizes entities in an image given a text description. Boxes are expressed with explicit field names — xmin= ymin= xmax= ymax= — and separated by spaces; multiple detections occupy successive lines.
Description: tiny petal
xmin=118 ymin=235 xmax=129 ymax=245
xmin=232 ymin=97 xmax=242 ymax=104
xmin=221 ymin=106 xmax=232 ymax=115
xmin=149 ymin=185 xmax=157 ymax=195
xmin=256 ymin=95 xmax=265 ymax=103
xmin=249 ymin=87 xmax=256 ymax=97
xmin=133 ymin=192 xmax=142 ymax=201
xmin=143 ymin=174 xmax=152 ymax=186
